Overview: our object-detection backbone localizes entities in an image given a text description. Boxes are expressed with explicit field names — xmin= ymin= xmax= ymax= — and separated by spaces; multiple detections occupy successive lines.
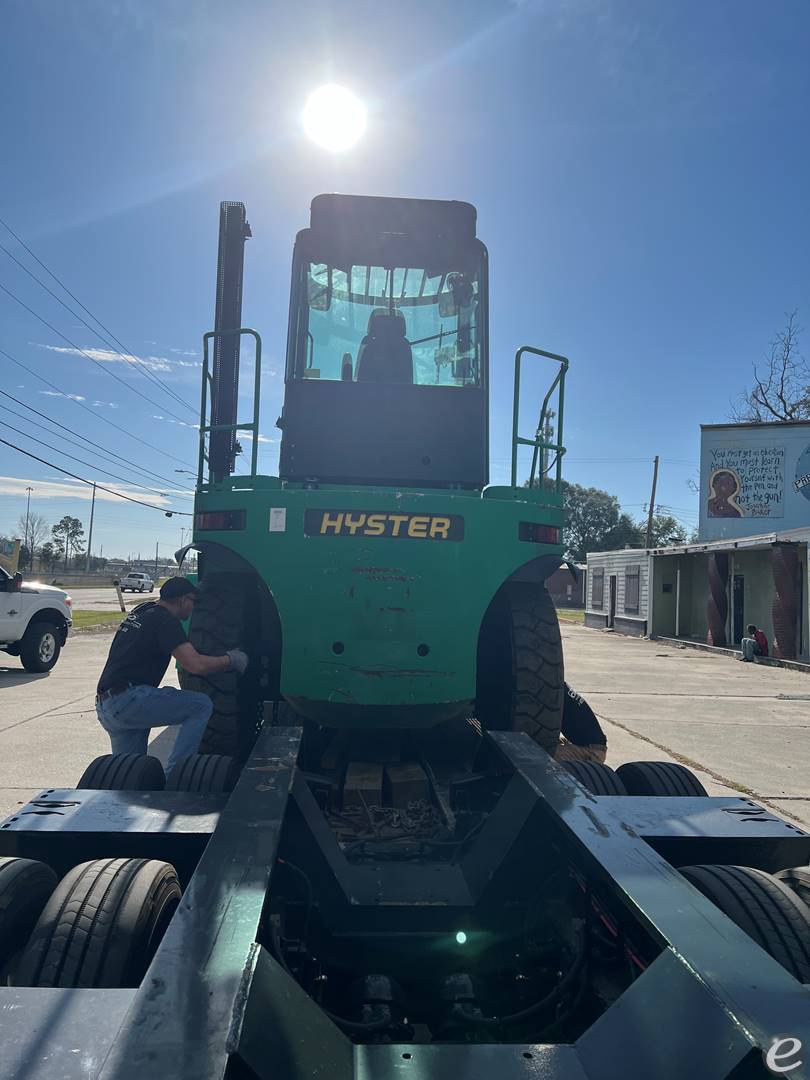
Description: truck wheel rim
xmin=39 ymin=633 xmax=56 ymax=663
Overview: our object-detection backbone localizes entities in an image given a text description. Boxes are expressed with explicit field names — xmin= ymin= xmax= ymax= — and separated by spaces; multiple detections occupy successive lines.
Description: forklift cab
xmin=279 ymin=194 xmax=489 ymax=489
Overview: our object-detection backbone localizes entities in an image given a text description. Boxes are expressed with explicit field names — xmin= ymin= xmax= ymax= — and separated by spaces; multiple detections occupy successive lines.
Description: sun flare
xmin=302 ymin=85 xmax=367 ymax=152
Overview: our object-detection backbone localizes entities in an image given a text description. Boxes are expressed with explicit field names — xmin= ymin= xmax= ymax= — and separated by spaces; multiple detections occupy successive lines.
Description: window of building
xmin=592 ymin=568 xmax=604 ymax=609
xmin=625 ymin=565 xmax=640 ymax=614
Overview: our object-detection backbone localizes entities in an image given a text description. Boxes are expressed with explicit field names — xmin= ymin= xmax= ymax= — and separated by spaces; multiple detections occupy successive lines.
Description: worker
xmin=555 ymin=682 xmax=607 ymax=763
xmin=95 ymin=577 xmax=248 ymax=775
xmin=739 ymin=623 xmax=769 ymax=663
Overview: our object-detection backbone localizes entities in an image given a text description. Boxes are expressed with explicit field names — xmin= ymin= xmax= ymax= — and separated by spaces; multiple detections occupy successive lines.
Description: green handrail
xmin=510 ymin=345 xmax=569 ymax=493
xmin=198 ymin=328 xmax=262 ymax=485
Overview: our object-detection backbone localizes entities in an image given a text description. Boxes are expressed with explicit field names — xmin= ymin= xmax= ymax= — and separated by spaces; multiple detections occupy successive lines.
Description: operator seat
xmin=355 ymin=308 xmax=413 ymax=383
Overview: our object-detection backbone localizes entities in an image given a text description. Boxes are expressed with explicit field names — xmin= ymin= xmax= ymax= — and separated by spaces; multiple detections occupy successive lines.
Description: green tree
xmin=39 ymin=541 xmax=58 ymax=572
xmin=560 ymin=481 xmax=643 ymax=561
xmin=645 ymin=514 xmax=687 ymax=547
xmin=52 ymin=516 xmax=85 ymax=570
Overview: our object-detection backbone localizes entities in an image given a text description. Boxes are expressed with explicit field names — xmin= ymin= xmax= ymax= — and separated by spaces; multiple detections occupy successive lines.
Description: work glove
xmin=226 ymin=648 xmax=249 ymax=674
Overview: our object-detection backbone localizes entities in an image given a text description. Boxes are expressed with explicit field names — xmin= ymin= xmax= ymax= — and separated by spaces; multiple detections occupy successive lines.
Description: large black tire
xmin=615 ymin=761 xmax=708 ymax=797
xmin=563 ymin=761 xmax=628 ymax=795
xmin=681 ymin=864 xmax=810 ymax=982
xmin=165 ymin=754 xmax=237 ymax=793
xmin=178 ymin=572 xmax=251 ymax=757
xmin=476 ymin=582 xmax=563 ymax=754
xmin=77 ymin=754 xmax=166 ymax=791
xmin=775 ymin=866 xmax=810 ymax=909
xmin=19 ymin=621 xmax=61 ymax=673
xmin=0 ymin=858 xmax=58 ymax=975
xmin=14 ymin=858 xmax=181 ymax=988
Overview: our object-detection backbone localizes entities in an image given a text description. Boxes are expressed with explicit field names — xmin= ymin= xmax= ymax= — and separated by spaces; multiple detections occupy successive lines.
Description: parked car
xmin=0 ymin=567 xmax=72 ymax=672
xmin=120 ymin=572 xmax=154 ymax=593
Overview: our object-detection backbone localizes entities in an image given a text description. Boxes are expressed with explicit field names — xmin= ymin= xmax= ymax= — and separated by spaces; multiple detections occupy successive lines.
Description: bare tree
xmin=731 ymin=311 xmax=808 ymax=422
xmin=15 ymin=512 xmax=49 ymax=568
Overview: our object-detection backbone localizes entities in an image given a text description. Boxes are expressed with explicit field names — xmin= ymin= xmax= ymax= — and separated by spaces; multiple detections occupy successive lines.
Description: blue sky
xmin=1 ymin=0 xmax=809 ymax=558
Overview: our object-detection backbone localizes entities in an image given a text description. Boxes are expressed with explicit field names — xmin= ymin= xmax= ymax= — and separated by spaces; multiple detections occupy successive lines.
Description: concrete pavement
xmin=63 ymin=586 xmax=151 ymax=611
xmin=0 ymin=623 xmax=808 ymax=828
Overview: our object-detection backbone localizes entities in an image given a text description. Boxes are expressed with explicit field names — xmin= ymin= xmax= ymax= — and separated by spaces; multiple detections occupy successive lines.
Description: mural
xmin=793 ymin=443 xmax=810 ymax=502
xmin=706 ymin=446 xmax=784 ymax=519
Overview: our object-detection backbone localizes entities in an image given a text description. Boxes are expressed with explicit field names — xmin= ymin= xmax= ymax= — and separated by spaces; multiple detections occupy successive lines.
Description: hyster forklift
xmin=0 ymin=197 xmax=809 ymax=1080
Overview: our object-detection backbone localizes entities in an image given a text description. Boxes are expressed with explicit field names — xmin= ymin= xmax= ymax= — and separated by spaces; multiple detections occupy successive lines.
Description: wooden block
xmin=343 ymin=762 xmax=384 ymax=809
xmin=385 ymin=762 xmax=430 ymax=808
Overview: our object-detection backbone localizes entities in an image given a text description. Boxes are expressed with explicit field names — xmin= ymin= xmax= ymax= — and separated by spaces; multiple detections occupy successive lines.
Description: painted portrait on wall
xmin=707 ymin=468 xmax=743 ymax=518
xmin=706 ymin=447 xmax=784 ymax=518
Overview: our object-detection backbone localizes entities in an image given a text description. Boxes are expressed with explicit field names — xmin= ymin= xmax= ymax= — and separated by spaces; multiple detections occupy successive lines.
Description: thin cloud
xmin=92 ymin=400 xmax=119 ymax=408
xmin=35 ymin=343 xmax=201 ymax=372
xmin=239 ymin=431 xmax=276 ymax=444
xmin=39 ymin=389 xmax=86 ymax=402
xmin=0 ymin=475 xmax=171 ymax=505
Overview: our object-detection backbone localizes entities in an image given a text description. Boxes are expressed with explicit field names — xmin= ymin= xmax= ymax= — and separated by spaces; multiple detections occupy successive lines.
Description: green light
xmin=455 ymin=931 xmax=467 ymax=945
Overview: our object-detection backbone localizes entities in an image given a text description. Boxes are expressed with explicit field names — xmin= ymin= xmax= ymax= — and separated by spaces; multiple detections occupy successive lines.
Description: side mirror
xmin=12 ymin=572 xmax=23 ymax=592
xmin=308 ymin=266 xmax=332 ymax=311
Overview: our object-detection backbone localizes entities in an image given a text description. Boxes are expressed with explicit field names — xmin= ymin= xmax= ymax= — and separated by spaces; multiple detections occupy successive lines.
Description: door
xmin=0 ymin=572 xmax=20 ymax=644
xmin=609 ymin=575 xmax=617 ymax=628
xmin=733 ymin=574 xmax=744 ymax=644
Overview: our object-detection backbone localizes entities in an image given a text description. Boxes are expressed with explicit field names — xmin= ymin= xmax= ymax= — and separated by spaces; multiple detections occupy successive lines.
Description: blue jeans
xmin=96 ymin=685 xmax=213 ymax=776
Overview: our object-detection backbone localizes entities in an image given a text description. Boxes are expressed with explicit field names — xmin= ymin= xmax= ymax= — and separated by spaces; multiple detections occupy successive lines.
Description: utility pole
xmin=23 ymin=486 xmax=33 ymax=569
xmin=645 ymin=456 xmax=660 ymax=548
xmin=85 ymin=482 xmax=97 ymax=572
xmin=541 ymin=411 xmax=556 ymax=487
xmin=154 ymin=541 xmax=159 ymax=581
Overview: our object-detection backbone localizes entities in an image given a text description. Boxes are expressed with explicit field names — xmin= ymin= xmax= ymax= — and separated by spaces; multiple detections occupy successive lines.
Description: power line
xmin=0 ymin=238 xmax=197 ymax=420
xmin=0 ymin=386 xmax=194 ymax=493
xmin=0 ymin=344 xmax=198 ymax=469
xmin=0 ymin=403 xmax=187 ymax=500
xmin=0 ymin=434 xmax=192 ymax=516
xmin=0 ymin=214 xmax=198 ymax=418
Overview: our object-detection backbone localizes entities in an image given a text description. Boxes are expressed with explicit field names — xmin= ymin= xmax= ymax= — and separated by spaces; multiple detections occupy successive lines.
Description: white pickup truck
xmin=0 ymin=568 xmax=72 ymax=672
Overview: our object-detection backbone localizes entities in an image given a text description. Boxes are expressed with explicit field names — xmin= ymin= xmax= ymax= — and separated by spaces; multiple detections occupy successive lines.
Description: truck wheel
xmin=563 ymin=761 xmax=628 ymax=795
xmin=77 ymin=754 xmax=166 ymax=791
xmin=178 ymin=572 xmax=251 ymax=757
xmin=775 ymin=866 xmax=810 ymax=909
xmin=165 ymin=754 xmax=237 ymax=793
xmin=14 ymin=858 xmax=181 ymax=988
xmin=476 ymin=582 xmax=564 ymax=754
xmin=0 ymin=857 xmax=58 ymax=977
xmin=19 ymin=621 xmax=61 ymax=673
xmin=680 ymin=864 xmax=810 ymax=982
xmin=615 ymin=761 xmax=708 ymax=797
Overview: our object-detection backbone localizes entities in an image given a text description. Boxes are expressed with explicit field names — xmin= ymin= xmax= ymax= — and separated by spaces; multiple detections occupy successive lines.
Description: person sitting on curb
xmin=555 ymin=682 xmax=608 ymax=763
xmin=739 ymin=623 xmax=769 ymax=663
xmin=95 ymin=577 xmax=248 ymax=777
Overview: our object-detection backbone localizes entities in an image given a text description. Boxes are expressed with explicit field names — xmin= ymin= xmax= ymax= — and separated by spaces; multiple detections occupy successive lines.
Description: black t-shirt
xmin=561 ymin=683 xmax=606 ymax=747
xmin=97 ymin=602 xmax=187 ymax=693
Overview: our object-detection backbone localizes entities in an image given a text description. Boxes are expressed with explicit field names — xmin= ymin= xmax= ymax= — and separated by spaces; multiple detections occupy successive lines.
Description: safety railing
xmin=510 ymin=345 xmax=569 ymax=494
xmin=197 ymin=328 xmax=262 ymax=485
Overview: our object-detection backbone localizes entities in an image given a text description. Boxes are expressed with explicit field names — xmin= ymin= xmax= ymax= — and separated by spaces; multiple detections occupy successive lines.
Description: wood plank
xmin=385 ymin=762 xmax=430 ymax=808
xmin=343 ymin=761 xmax=384 ymax=809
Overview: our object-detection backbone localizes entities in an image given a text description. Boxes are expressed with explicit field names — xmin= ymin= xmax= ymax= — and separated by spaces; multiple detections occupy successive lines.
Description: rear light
xmin=195 ymin=510 xmax=246 ymax=531
xmin=519 ymin=522 xmax=561 ymax=545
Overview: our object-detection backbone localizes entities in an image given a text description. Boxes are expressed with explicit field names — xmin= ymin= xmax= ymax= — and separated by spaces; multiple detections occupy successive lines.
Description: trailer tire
xmin=165 ymin=754 xmax=237 ymax=793
xmin=77 ymin=754 xmax=166 ymax=791
xmin=680 ymin=864 xmax=810 ymax=983
xmin=19 ymin=621 xmax=62 ymax=673
xmin=562 ymin=761 xmax=628 ymax=795
xmin=0 ymin=858 xmax=58 ymax=976
xmin=775 ymin=866 xmax=810 ymax=910
xmin=14 ymin=858 xmax=181 ymax=988
xmin=615 ymin=761 xmax=708 ymax=797
xmin=178 ymin=572 xmax=251 ymax=757
xmin=476 ymin=582 xmax=564 ymax=754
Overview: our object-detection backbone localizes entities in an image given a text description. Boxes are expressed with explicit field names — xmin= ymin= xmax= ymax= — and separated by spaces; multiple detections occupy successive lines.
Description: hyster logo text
xmin=304 ymin=510 xmax=464 ymax=541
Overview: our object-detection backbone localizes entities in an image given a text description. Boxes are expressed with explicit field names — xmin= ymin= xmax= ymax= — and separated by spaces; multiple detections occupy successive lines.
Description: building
xmin=546 ymin=562 xmax=586 ymax=608
xmin=585 ymin=419 xmax=810 ymax=660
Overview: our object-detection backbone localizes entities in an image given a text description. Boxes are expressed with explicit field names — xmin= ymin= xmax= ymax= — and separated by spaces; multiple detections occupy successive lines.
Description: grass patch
xmin=556 ymin=607 xmax=585 ymax=624
xmin=71 ymin=610 xmax=126 ymax=631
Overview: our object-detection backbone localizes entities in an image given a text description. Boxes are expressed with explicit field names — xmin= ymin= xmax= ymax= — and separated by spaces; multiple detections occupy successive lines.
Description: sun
xmin=302 ymin=85 xmax=367 ymax=152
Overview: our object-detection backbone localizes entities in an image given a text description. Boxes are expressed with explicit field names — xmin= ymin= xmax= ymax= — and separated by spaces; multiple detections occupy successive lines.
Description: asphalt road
xmin=0 ymin=622 xmax=808 ymax=828
xmin=65 ymin=586 xmax=154 ymax=611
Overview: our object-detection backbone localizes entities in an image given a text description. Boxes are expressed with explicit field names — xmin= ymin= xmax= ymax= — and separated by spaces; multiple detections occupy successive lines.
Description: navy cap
xmin=159 ymin=577 xmax=198 ymax=600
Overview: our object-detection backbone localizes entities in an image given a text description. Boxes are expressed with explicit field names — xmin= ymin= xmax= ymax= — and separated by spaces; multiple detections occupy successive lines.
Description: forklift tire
xmin=14 ymin=858 xmax=181 ymax=988
xmin=775 ymin=866 xmax=810 ymax=910
xmin=476 ymin=582 xmax=564 ymax=754
xmin=615 ymin=761 xmax=708 ymax=797
xmin=562 ymin=761 xmax=628 ymax=796
xmin=0 ymin=858 xmax=58 ymax=976
xmin=178 ymin=572 xmax=250 ymax=757
xmin=165 ymin=754 xmax=238 ymax=794
xmin=680 ymin=864 xmax=810 ymax=983
xmin=77 ymin=754 xmax=166 ymax=791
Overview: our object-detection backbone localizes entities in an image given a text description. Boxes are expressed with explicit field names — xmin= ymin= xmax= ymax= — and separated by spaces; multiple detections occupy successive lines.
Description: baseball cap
xmin=159 ymin=577 xmax=199 ymax=600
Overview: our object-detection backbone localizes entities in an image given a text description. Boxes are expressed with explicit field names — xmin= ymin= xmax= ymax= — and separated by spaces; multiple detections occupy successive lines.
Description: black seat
xmin=355 ymin=309 xmax=413 ymax=383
